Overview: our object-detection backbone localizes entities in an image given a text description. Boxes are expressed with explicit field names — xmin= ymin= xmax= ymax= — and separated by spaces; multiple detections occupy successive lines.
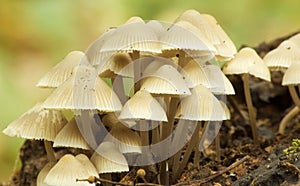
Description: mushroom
xmin=263 ymin=40 xmax=300 ymax=134
xmin=140 ymin=64 xmax=191 ymax=96
xmin=2 ymin=103 xmax=67 ymax=162
xmin=223 ymin=47 xmax=271 ymax=145
xmin=100 ymin=16 xmax=161 ymax=55
xmin=264 ymin=40 xmax=300 ymax=70
xmin=118 ymin=89 xmax=167 ymax=151
xmin=36 ymin=51 xmax=85 ymax=88
xmin=119 ymin=90 xmax=168 ymax=122
xmin=202 ymin=14 xmax=237 ymax=61
xmin=279 ymin=61 xmax=300 ymax=134
xmin=174 ymin=9 xmax=236 ymax=61
xmin=181 ymin=60 xmax=235 ymax=95
xmin=160 ymin=20 xmax=216 ymax=66
xmin=172 ymin=84 xmax=228 ymax=181
xmin=42 ymin=63 xmax=122 ymax=112
xmin=44 ymin=154 xmax=97 ymax=186
xmin=53 ymin=117 xmax=91 ymax=150
xmin=139 ymin=64 xmax=191 ymax=183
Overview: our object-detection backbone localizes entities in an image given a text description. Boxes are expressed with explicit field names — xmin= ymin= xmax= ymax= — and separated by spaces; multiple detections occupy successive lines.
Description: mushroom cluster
xmin=3 ymin=9 xmax=237 ymax=185
xmin=263 ymin=34 xmax=300 ymax=134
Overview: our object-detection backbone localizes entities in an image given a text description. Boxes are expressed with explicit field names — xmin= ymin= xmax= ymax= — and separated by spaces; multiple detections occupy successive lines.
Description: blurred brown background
xmin=0 ymin=0 xmax=299 ymax=181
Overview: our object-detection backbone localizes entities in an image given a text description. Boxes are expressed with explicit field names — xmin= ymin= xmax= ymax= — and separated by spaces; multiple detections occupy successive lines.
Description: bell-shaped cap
xmin=100 ymin=16 xmax=161 ymax=54
xmin=263 ymin=40 xmax=300 ymax=69
xmin=104 ymin=123 xmax=142 ymax=154
xmin=140 ymin=65 xmax=191 ymax=96
xmin=175 ymin=85 xmax=228 ymax=121
xmin=175 ymin=10 xmax=219 ymax=45
xmin=160 ymin=20 xmax=216 ymax=55
xmin=99 ymin=53 xmax=133 ymax=78
xmin=37 ymin=162 xmax=55 ymax=186
xmin=37 ymin=51 xmax=85 ymax=88
xmin=91 ymin=141 xmax=129 ymax=174
xmin=182 ymin=61 xmax=234 ymax=94
xmin=75 ymin=154 xmax=99 ymax=178
xmin=44 ymin=154 xmax=95 ymax=186
xmin=202 ymin=14 xmax=237 ymax=61
xmin=53 ymin=118 xmax=90 ymax=150
xmin=282 ymin=62 xmax=300 ymax=86
xmin=119 ymin=90 xmax=167 ymax=121
xmin=42 ymin=65 xmax=122 ymax=112
xmin=146 ymin=20 xmax=166 ymax=37
xmin=223 ymin=47 xmax=270 ymax=81
xmin=2 ymin=103 xmax=67 ymax=141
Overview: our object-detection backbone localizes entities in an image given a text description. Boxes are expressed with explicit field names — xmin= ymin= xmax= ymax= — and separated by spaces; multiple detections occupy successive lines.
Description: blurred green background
xmin=0 ymin=0 xmax=299 ymax=181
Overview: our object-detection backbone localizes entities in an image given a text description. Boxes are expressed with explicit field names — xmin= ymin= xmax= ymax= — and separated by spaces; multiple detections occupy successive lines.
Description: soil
xmin=1 ymin=31 xmax=300 ymax=186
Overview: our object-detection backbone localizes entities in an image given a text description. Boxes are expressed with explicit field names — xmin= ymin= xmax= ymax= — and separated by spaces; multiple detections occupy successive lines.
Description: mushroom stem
xmin=193 ymin=136 xmax=200 ymax=168
xmin=288 ymin=85 xmax=300 ymax=108
xmin=152 ymin=121 xmax=160 ymax=144
xmin=242 ymin=73 xmax=258 ymax=145
xmin=172 ymin=121 xmax=202 ymax=182
xmin=215 ymin=133 xmax=221 ymax=162
xmin=178 ymin=50 xmax=186 ymax=67
xmin=139 ymin=120 xmax=149 ymax=146
xmin=130 ymin=50 xmax=141 ymax=92
xmin=44 ymin=140 xmax=56 ymax=163
xmin=159 ymin=97 xmax=178 ymax=184
xmin=279 ymin=106 xmax=300 ymax=135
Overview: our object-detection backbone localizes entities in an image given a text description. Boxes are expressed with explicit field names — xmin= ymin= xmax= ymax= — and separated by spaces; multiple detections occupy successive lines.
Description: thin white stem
xmin=279 ymin=106 xmax=300 ymax=135
xmin=288 ymin=85 xmax=300 ymax=108
xmin=44 ymin=140 xmax=56 ymax=163
xmin=172 ymin=122 xmax=202 ymax=182
xmin=242 ymin=73 xmax=258 ymax=145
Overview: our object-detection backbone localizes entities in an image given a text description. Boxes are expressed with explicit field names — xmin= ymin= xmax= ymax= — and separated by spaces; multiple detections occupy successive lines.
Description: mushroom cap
xmin=223 ymin=47 xmax=270 ymax=81
xmin=160 ymin=20 xmax=216 ymax=55
xmin=282 ymin=62 xmax=300 ymax=86
xmin=175 ymin=85 xmax=228 ymax=121
xmin=42 ymin=65 xmax=122 ymax=111
xmin=75 ymin=154 xmax=99 ymax=178
xmin=100 ymin=16 xmax=161 ymax=54
xmin=91 ymin=141 xmax=129 ymax=174
xmin=119 ymin=90 xmax=168 ymax=121
xmin=263 ymin=40 xmax=300 ymax=69
xmin=36 ymin=51 xmax=85 ymax=88
xmin=182 ymin=61 xmax=235 ymax=94
xmin=36 ymin=162 xmax=55 ymax=186
xmin=104 ymin=123 xmax=142 ymax=154
xmin=175 ymin=10 xmax=220 ymax=45
xmin=146 ymin=20 xmax=166 ymax=37
xmin=140 ymin=65 xmax=191 ymax=96
xmin=2 ymin=103 xmax=67 ymax=141
xmin=44 ymin=154 xmax=95 ymax=186
xmin=99 ymin=53 xmax=133 ymax=78
xmin=202 ymin=14 xmax=237 ymax=61
xmin=53 ymin=117 xmax=91 ymax=150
